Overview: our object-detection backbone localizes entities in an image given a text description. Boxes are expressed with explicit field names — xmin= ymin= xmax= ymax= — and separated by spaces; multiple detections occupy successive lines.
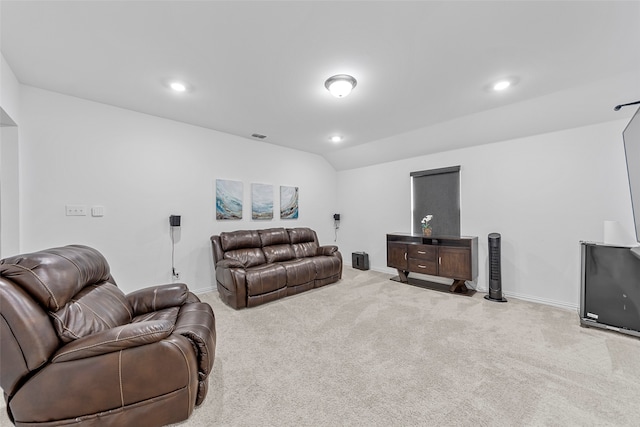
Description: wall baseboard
xmin=192 ymin=285 xmax=216 ymax=295
xmin=502 ymin=291 xmax=578 ymax=312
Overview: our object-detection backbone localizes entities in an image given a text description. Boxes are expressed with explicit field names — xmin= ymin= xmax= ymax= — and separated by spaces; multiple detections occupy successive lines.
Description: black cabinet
xmin=580 ymin=242 xmax=640 ymax=337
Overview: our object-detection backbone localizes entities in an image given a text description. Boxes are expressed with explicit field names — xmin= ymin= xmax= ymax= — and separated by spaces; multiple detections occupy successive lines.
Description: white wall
xmin=14 ymin=81 xmax=636 ymax=309
xmin=1 ymin=53 xmax=20 ymax=124
xmin=19 ymin=86 xmax=338 ymax=293
xmin=0 ymin=52 xmax=21 ymax=257
xmin=337 ymin=119 xmax=634 ymax=309
xmin=1 ymin=125 xmax=19 ymax=257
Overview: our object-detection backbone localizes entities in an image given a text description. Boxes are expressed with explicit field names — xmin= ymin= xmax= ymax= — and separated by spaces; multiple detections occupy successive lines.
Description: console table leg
xmin=449 ymin=280 xmax=468 ymax=293
xmin=397 ymin=269 xmax=409 ymax=283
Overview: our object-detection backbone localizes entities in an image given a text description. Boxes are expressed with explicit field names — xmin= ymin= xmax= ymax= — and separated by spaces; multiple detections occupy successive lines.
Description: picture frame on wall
xmin=280 ymin=185 xmax=299 ymax=219
xmin=252 ymin=183 xmax=273 ymax=220
xmin=216 ymin=179 xmax=243 ymax=220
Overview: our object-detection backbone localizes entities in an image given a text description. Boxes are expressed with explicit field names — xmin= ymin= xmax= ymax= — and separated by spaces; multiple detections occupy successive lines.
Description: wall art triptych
xmin=216 ymin=179 xmax=298 ymax=221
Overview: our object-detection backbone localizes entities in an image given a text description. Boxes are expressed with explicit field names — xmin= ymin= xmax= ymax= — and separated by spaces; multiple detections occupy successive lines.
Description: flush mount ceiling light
xmin=330 ymin=135 xmax=343 ymax=143
xmin=324 ymin=74 xmax=357 ymax=98
xmin=169 ymin=81 xmax=187 ymax=92
xmin=493 ymin=80 xmax=511 ymax=91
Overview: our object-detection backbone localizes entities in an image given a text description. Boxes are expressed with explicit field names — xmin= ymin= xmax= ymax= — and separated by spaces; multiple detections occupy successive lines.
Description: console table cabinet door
xmin=438 ymin=247 xmax=472 ymax=280
xmin=387 ymin=242 xmax=408 ymax=270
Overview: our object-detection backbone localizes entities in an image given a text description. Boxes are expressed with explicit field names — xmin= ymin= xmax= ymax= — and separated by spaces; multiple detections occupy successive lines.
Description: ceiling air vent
xmin=251 ymin=133 xmax=267 ymax=139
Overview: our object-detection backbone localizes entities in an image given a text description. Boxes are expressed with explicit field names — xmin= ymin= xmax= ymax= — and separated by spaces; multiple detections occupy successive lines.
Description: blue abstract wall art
xmin=280 ymin=186 xmax=299 ymax=219
xmin=216 ymin=179 xmax=243 ymax=220
xmin=252 ymin=183 xmax=273 ymax=220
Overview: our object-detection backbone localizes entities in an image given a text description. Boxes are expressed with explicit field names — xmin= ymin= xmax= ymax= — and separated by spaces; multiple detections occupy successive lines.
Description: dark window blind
xmin=411 ymin=166 xmax=460 ymax=236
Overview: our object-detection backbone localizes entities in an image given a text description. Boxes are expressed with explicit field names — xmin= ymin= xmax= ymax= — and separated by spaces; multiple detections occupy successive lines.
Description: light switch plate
xmin=91 ymin=206 xmax=105 ymax=217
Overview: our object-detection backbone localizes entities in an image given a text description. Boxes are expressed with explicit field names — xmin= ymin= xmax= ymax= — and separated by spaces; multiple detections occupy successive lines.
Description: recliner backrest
xmin=0 ymin=277 xmax=59 ymax=396
xmin=0 ymin=245 xmax=112 ymax=311
xmin=219 ymin=230 xmax=266 ymax=267
xmin=259 ymin=228 xmax=294 ymax=263
xmin=0 ymin=245 xmax=131 ymax=396
xmin=288 ymin=228 xmax=319 ymax=258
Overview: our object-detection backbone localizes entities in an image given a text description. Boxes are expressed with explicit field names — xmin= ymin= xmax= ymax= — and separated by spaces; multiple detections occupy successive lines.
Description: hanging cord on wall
xmin=169 ymin=215 xmax=181 ymax=281
xmin=334 ymin=217 xmax=340 ymax=242
xmin=171 ymin=225 xmax=177 ymax=279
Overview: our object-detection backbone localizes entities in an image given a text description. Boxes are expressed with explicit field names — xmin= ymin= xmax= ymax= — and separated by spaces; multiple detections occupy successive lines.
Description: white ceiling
xmin=1 ymin=1 xmax=639 ymax=170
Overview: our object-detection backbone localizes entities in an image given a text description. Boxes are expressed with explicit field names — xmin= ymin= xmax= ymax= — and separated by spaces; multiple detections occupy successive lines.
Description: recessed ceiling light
xmin=493 ymin=80 xmax=511 ymax=91
xmin=330 ymin=135 xmax=343 ymax=143
xmin=170 ymin=81 xmax=187 ymax=92
xmin=324 ymin=74 xmax=357 ymax=98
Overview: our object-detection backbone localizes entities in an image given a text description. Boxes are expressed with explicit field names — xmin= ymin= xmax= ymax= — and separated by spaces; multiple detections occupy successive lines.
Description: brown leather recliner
xmin=0 ymin=245 xmax=216 ymax=427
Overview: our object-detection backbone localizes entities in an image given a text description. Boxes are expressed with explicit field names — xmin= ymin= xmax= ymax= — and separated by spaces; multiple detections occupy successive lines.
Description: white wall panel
xmin=337 ymin=120 xmax=633 ymax=309
xmin=18 ymin=86 xmax=338 ymax=293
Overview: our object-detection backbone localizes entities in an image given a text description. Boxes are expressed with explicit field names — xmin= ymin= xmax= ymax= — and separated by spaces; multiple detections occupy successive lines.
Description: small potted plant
xmin=421 ymin=215 xmax=433 ymax=236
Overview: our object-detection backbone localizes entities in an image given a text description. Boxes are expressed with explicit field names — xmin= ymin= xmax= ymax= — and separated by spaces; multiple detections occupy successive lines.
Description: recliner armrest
xmin=127 ymin=283 xmax=189 ymax=315
xmin=317 ymin=245 xmax=339 ymax=256
xmin=51 ymin=320 xmax=174 ymax=362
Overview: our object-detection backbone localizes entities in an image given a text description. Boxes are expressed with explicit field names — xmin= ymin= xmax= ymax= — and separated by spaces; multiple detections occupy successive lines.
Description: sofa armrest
xmin=216 ymin=259 xmax=245 ymax=269
xmin=317 ymin=245 xmax=339 ymax=256
xmin=215 ymin=260 xmax=247 ymax=309
xmin=127 ymin=283 xmax=189 ymax=315
xmin=51 ymin=320 xmax=174 ymax=362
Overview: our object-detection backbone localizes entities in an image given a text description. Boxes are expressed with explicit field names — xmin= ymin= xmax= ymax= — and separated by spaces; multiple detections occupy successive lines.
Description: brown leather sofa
xmin=211 ymin=227 xmax=342 ymax=309
xmin=0 ymin=245 xmax=216 ymax=427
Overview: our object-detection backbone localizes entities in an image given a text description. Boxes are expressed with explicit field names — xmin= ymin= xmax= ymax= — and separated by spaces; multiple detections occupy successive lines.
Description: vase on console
xmin=420 ymin=214 xmax=433 ymax=237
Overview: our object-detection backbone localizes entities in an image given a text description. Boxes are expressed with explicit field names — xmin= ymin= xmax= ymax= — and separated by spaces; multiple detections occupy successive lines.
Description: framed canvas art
xmin=280 ymin=186 xmax=299 ymax=219
xmin=216 ymin=179 xmax=243 ymax=220
xmin=252 ymin=183 xmax=273 ymax=220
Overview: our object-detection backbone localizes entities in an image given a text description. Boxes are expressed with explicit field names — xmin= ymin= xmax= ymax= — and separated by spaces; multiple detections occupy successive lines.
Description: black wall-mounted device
xmin=169 ymin=215 xmax=181 ymax=227
xmin=333 ymin=213 xmax=340 ymax=221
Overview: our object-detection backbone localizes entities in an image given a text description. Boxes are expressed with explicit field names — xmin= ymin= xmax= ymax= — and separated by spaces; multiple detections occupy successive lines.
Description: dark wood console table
xmin=387 ymin=233 xmax=478 ymax=294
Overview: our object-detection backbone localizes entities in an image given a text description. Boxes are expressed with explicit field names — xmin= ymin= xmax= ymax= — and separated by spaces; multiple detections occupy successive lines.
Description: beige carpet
xmin=178 ymin=267 xmax=640 ymax=426
xmin=4 ymin=267 xmax=640 ymax=426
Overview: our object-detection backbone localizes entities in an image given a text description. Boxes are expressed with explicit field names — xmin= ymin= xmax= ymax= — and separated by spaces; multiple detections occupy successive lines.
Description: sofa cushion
xmin=245 ymin=264 xmax=286 ymax=296
xmin=280 ymin=258 xmax=316 ymax=287
xmin=262 ymin=244 xmax=295 ymax=263
xmin=287 ymin=227 xmax=316 ymax=244
xmin=258 ymin=228 xmax=290 ymax=246
xmin=50 ymin=282 xmax=133 ymax=343
xmin=288 ymin=228 xmax=319 ymax=258
xmin=219 ymin=230 xmax=261 ymax=251
xmin=224 ymin=248 xmax=266 ymax=268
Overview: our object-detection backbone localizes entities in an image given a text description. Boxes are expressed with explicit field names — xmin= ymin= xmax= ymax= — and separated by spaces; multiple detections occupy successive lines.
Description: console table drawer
xmin=408 ymin=258 xmax=437 ymax=275
xmin=408 ymin=245 xmax=436 ymax=261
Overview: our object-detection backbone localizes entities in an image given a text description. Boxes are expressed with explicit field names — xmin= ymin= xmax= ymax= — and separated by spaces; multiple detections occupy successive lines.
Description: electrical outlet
xmin=65 ymin=205 xmax=87 ymax=216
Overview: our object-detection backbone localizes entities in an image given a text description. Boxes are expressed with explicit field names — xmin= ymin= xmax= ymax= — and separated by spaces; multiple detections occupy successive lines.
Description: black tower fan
xmin=485 ymin=233 xmax=507 ymax=302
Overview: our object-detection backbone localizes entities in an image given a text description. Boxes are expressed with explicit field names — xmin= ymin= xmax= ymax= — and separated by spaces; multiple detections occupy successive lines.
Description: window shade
xmin=411 ymin=166 xmax=460 ymax=236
